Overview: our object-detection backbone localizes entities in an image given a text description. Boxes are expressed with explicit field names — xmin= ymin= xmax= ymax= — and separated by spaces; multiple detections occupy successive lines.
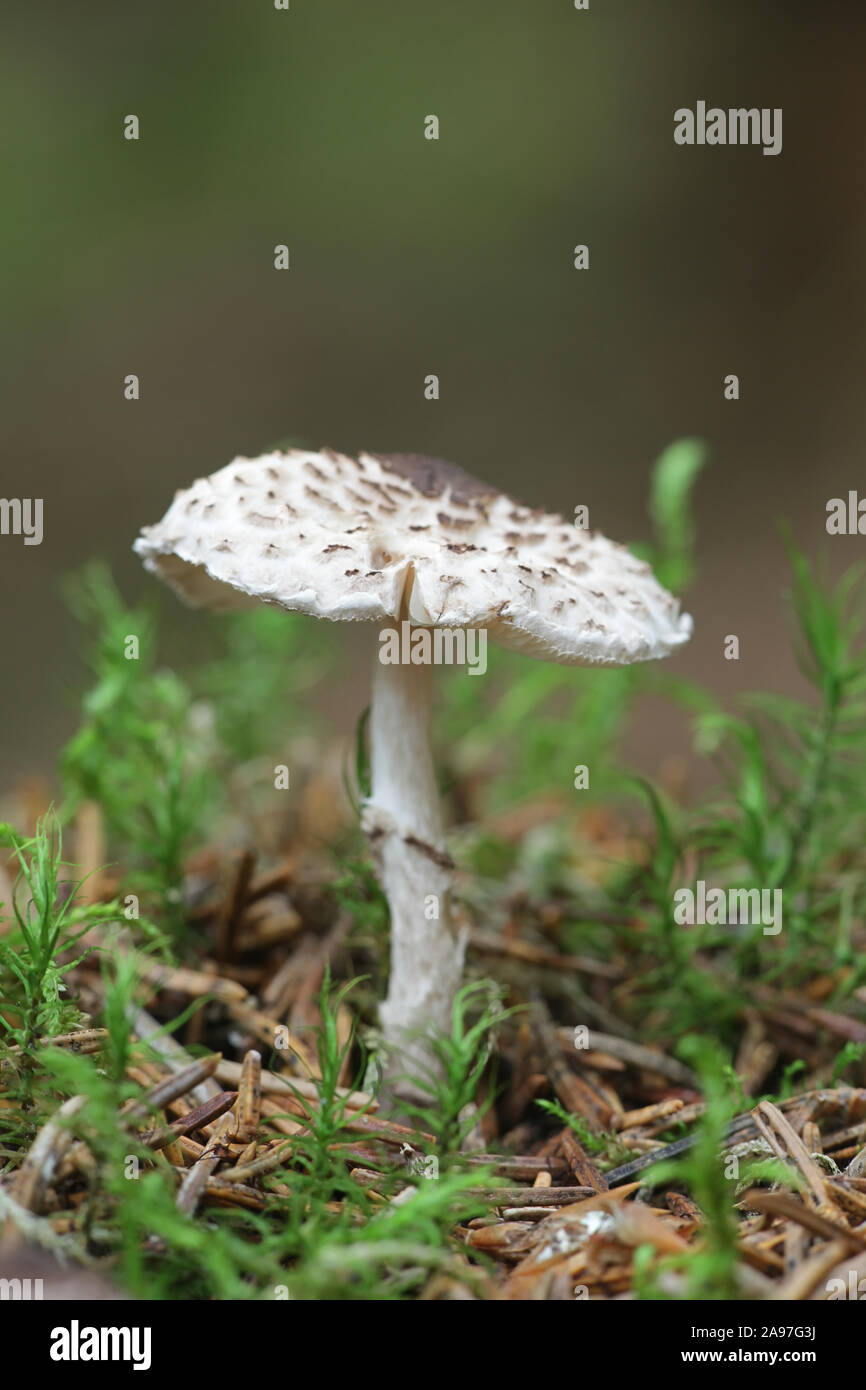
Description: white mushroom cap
xmin=134 ymin=448 xmax=692 ymax=665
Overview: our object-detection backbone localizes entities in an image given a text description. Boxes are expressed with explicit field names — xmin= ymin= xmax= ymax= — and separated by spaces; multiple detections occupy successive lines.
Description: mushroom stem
xmin=364 ymin=627 xmax=465 ymax=1090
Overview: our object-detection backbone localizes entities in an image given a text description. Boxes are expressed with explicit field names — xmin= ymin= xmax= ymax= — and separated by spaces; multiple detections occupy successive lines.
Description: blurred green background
xmin=2 ymin=0 xmax=865 ymax=784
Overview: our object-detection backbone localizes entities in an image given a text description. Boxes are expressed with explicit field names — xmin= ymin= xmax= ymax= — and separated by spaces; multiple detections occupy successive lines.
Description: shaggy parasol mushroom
xmin=134 ymin=447 xmax=692 ymax=1086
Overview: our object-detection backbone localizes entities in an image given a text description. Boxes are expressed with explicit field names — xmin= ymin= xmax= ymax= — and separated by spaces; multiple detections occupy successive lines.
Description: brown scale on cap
xmin=374 ymin=452 xmax=499 ymax=506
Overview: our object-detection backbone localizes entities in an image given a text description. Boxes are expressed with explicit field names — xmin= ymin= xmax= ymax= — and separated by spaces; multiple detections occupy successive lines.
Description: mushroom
xmin=134 ymin=447 xmax=692 ymax=1088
